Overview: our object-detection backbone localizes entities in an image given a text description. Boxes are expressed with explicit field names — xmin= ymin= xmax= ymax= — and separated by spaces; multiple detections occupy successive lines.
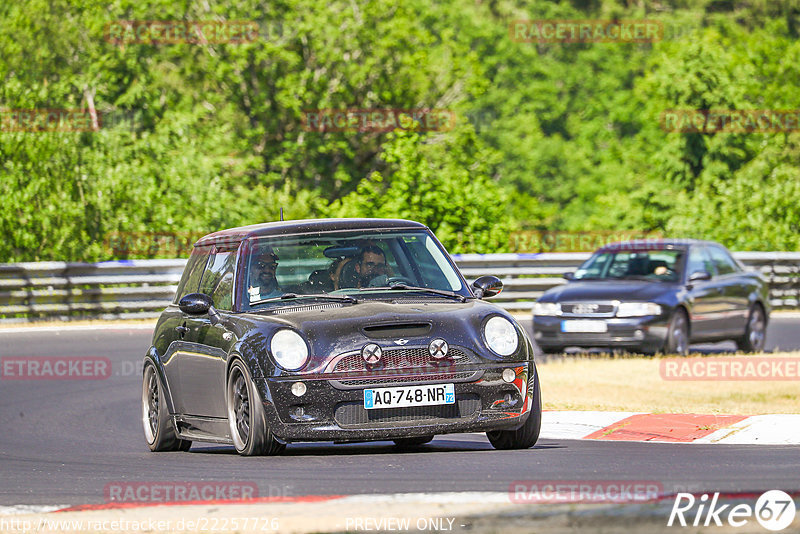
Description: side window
xmin=686 ymin=246 xmax=713 ymax=277
xmin=198 ymin=247 xmax=238 ymax=311
xmin=174 ymin=246 xmax=211 ymax=303
xmin=707 ymin=246 xmax=739 ymax=276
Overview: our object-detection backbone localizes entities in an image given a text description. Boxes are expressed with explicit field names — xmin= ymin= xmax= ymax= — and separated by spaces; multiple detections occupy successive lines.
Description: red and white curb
xmin=541 ymin=411 xmax=800 ymax=444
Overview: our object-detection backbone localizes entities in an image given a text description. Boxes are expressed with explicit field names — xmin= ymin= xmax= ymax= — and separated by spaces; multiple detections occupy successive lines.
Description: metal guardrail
xmin=1 ymin=253 xmax=799 ymax=321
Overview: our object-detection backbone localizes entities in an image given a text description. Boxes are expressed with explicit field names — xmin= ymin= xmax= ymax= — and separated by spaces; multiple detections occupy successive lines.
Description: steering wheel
xmin=367 ymin=275 xmax=415 ymax=287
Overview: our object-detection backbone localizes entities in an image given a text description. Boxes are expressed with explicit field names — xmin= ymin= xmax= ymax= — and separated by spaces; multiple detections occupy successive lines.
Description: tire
xmin=486 ymin=370 xmax=542 ymax=450
xmin=227 ymin=360 xmax=285 ymax=456
xmin=393 ymin=435 xmax=434 ymax=447
xmin=664 ymin=309 xmax=689 ymax=355
xmin=736 ymin=304 xmax=766 ymax=353
xmin=142 ymin=362 xmax=192 ymax=452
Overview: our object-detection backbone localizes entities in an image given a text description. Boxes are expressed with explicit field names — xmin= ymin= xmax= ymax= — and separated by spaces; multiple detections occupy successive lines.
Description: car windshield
xmin=241 ymin=229 xmax=469 ymax=309
xmin=572 ymin=248 xmax=684 ymax=282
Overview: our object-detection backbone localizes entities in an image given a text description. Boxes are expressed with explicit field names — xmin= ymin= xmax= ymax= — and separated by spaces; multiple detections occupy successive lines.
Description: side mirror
xmin=472 ymin=275 xmax=503 ymax=299
xmin=179 ymin=293 xmax=214 ymax=315
xmin=688 ymin=270 xmax=712 ymax=282
xmin=563 ymin=272 xmax=575 ymax=281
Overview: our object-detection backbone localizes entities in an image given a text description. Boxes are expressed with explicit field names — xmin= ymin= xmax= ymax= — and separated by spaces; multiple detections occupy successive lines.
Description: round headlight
xmin=270 ymin=329 xmax=309 ymax=371
xmin=484 ymin=316 xmax=519 ymax=356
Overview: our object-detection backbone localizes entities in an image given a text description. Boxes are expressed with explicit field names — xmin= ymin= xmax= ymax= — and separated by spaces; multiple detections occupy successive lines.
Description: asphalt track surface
xmin=0 ymin=317 xmax=799 ymax=506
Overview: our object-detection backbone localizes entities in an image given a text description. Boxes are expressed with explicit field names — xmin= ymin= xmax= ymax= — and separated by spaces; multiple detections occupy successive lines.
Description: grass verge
xmin=539 ymin=351 xmax=799 ymax=414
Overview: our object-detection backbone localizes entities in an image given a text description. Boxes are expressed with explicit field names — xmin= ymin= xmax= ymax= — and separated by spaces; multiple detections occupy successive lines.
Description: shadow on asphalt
xmin=187 ymin=438 xmax=564 ymax=456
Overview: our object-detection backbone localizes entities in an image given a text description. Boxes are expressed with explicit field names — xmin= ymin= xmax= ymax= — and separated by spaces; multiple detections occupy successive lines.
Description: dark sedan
xmin=532 ymin=239 xmax=770 ymax=355
xmin=142 ymin=218 xmax=541 ymax=455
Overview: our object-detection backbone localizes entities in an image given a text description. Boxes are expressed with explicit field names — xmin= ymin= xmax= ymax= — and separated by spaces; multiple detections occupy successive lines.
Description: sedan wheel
xmin=665 ymin=309 xmax=689 ymax=355
xmin=736 ymin=305 xmax=766 ymax=353
xmin=226 ymin=360 xmax=285 ymax=456
xmin=142 ymin=363 xmax=191 ymax=452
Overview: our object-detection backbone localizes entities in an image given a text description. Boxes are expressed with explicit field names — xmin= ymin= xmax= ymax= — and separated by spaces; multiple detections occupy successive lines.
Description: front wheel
xmin=486 ymin=371 xmax=541 ymax=450
xmin=142 ymin=363 xmax=191 ymax=452
xmin=227 ymin=360 xmax=285 ymax=456
xmin=664 ymin=309 xmax=689 ymax=355
xmin=736 ymin=305 xmax=766 ymax=353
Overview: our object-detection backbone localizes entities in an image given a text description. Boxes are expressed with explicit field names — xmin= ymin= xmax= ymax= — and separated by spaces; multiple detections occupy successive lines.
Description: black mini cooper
xmin=142 ymin=218 xmax=541 ymax=455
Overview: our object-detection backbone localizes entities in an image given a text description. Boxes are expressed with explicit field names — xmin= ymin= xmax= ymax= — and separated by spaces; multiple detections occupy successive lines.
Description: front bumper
xmin=253 ymin=362 xmax=537 ymax=442
xmin=532 ymin=315 xmax=669 ymax=351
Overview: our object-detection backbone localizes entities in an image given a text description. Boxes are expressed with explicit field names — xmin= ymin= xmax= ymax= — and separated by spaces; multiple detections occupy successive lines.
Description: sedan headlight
xmin=270 ymin=329 xmax=309 ymax=371
xmin=616 ymin=302 xmax=662 ymax=317
xmin=533 ymin=302 xmax=562 ymax=316
xmin=484 ymin=316 xmax=519 ymax=356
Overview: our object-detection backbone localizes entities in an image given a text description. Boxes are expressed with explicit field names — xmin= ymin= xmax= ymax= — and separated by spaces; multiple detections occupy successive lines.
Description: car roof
xmin=194 ymin=218 xmax=428 ymax=247
xmin=596 ymin=238 xmax=721 ymax=252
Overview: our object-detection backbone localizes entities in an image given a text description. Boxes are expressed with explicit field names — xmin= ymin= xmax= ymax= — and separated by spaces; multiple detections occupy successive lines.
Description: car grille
xmin=333 ymin=394 xmax=480 ymax=427
xmin=335 ymin=372 xmax=479 ymax=387
xmin=331 ymin=347 xmax=475 ymax=373
xmin=327 ymin=347 xmax=482 ymax=389
xmin=560 ymin=302 xmax=616 ymax=317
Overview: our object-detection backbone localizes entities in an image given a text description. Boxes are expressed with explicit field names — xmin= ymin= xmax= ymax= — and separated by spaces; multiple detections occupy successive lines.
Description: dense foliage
xmin=1 ymin=0 xmax=798 ymax=261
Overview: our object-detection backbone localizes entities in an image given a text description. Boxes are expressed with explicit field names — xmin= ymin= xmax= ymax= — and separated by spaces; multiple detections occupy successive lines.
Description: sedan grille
xmin=334 ymin=394 xmax=480 ymax=427
xmin=560 ymin=302 xmax=616 ymax=317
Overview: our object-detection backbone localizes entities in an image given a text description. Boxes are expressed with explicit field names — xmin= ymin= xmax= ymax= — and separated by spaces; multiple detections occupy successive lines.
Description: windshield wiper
xmin=253 ymin=293 xmax=358 ymax=304
xmin=373 ymin=284 xmax=467 ymax=302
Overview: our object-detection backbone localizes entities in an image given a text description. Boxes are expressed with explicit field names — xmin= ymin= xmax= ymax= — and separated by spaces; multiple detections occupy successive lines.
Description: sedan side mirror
xmin=179 ymin=293 xmax=214 ymax=315
xmin=563 ymin=272 xmax=575 ymax=281
xmin=688 ymin=270 xmax=712 ymax=282
xmin=472 ymin=275 xmax=503 ymax=299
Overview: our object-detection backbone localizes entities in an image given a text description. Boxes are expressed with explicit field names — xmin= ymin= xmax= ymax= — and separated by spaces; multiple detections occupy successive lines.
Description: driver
xmin=355 ymin=245 xmax=387 ymax=288
xmin=248 ymin=245 xmax=282 ymax=301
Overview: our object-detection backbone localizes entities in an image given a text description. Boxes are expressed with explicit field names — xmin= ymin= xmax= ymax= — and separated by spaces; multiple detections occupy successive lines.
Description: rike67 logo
xmin=668 ymin=490 xmax=796 ymax=531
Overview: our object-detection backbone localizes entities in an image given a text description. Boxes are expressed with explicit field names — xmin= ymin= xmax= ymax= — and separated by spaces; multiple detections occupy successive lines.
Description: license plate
xmin=561 ymin=320 xmax=608 ymax=333
xmin=364 ymin=383 xmax=455 ymax=410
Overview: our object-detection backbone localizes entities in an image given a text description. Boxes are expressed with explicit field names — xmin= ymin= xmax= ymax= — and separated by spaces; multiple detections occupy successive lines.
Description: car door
xmin=163 ymin=245 xmax=212 ymax=415
xmin=706 ymin=245 xmax=750 ymax=336
xmin=684 ymin=245 xmax=721 ymax=340
xmin=177 ymin=243 xmax=238 ymax=418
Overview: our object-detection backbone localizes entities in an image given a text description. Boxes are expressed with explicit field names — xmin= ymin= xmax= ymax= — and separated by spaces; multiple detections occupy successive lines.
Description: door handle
xmin=175 ymin=325 xmax=188 ymax=338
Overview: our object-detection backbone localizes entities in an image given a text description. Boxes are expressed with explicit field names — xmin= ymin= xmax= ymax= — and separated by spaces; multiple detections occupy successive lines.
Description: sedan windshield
xmin=242 ymin=229 xmax=468 ymax=309
xmin=572 ymin=249 xmax=684 ymax=282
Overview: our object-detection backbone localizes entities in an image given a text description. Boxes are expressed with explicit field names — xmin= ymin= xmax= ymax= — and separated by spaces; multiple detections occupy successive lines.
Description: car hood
xmin=234 ymin=298 xmax=532 ymax=375
xmin=541 ymin=280 xmax=675 ymax=302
